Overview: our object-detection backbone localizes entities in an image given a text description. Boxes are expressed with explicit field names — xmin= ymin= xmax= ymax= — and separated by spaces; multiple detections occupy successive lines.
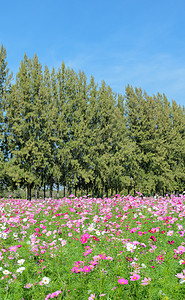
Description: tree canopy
xmin=0 ymin=45 xmax=185 ymax=199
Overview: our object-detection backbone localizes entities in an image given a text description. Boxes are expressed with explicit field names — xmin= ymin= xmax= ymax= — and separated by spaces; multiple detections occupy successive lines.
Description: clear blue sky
xmin=1 ymin=0 xmax=185 ymax=107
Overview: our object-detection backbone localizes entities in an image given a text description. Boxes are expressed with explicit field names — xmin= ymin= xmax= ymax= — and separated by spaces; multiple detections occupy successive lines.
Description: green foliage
xmin=1 ymin=44 xmax=185 ymax=198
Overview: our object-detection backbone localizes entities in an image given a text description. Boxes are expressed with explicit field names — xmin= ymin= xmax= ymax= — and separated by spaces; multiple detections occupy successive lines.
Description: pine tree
xmin=151 ymin=93 xmax=174 ymax=195
xmin=112 ymin=95 xmax=136 ymax=195
xmin=169 ymin=100 xmax=185 ymax=193
xmin=0 ymin=45 xmax=12 ymax=193
xmin=85 ymin=75 xmax=99 ymax=196
xmin=5 ymin=54 xmax=47 ymax=200
xmin=124 ymin=85 xmax=146 ymax=193
xmin=91 ymin=80 xmax=123 ymax=197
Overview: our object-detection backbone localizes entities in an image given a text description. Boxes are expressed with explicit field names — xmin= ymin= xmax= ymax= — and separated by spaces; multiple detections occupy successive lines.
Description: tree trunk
xmin=105 ymin=185 xmax=108 ymax=198
xmin=134 ymin=185 xmax=136 ymax=195
xmin=69 ymin=185 xmax=71 ymax=195
xmin=57 ymin=182 xmax=59 ymax=200
xmin=44 ymin=183 xmax=46 ymax=200
xmin=50 ymin=178 xmax=53 ymax=198
xmin=64 ymin=185 xmax=65 ymax=197
xmin=75 ymin=185 xmax=77 ymax=197
xmin=37 ymin=186 xmax=39 ymax=199
xmin=27 ymin=184 xmax=31 ymax=201
xmin=35 ymin=185 xmax=39 ymax=200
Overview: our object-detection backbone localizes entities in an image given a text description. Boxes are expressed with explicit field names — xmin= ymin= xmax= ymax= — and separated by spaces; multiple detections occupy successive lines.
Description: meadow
xmin=0 ymin=193 xmax=185 ymax=300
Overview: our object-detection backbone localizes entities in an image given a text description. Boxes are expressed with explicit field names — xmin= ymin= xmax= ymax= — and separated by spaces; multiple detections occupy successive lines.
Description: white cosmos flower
xmin=17 ymin=259 xmax=25 ymax=266
xmin=13 ymin=233 xmax=18 ymax=237
xmin=41 ymin=276 xmax=50 ymax=285
xmin=126 ymin=243 xmax=136 ymax=252
xmin=96 ymin=230 xmax=101 ymax=236
xmin=180 ymin=277 xmax=185 ymax=284
xmin=2 ymin=233 xmax=8 ymax=239
xmin=3 ymin=270 xmax=10 ymax=275
xmin=88 ymin=225 xmax=94 ymax=232
xmin=16 ymin=267 xmax=25 ymax=273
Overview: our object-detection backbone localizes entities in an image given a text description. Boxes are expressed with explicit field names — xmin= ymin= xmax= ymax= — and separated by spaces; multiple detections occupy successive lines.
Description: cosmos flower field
xmin=1 ymin=193 xmax=185 ymax=300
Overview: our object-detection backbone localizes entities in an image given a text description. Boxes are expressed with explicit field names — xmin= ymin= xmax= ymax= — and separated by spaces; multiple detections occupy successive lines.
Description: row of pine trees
xmin=0 ymin=45 xmax=185 ymax=199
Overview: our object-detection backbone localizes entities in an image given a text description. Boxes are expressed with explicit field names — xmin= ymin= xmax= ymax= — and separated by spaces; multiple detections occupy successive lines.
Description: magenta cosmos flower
xmin=150 ymin=236 xmax=156 ymax=242
xmin=130 ymin=273 xmax=140 ymax=281
xmin=118 ymin=278 xmax=128 ymax=284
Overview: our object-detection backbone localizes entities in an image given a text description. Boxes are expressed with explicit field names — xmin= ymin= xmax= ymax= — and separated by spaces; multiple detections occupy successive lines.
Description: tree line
xmin=0 ymin=44 xmax=185 ymax=199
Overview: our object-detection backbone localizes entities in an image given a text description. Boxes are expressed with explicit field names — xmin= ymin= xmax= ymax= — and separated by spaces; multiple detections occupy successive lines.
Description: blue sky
xmin=1 ymin=0 xmax=185 ymax=107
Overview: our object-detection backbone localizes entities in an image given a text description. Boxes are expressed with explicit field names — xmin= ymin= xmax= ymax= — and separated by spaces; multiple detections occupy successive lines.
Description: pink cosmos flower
xmin=9 ymin=245 xmax=17 ymax=252
xmin=99 ymin=254 xmax=106 ymax=260
xmin=51 ymin=290 xmax=61 ymax=298
xmin=123 ymin=206 xmax=128 ymax=211
xmin=178 ymin=225 xmax=183 ymax=230
xmin=83 ymin=265 xmax=91 ymax=273
xmin=89 ymin=260 xmax=98 ymax=266
xmin=8 ymin=256 xmax=14 ymax=260
xmin=71 ymin=266 xmax=83 ymax=273
xmin=167 ymin=230 xmax=174 ymax=236
xmin=130 ymin=227 xmax=137 ymax=233
xmin=24 ymin=283 xmax=33 ymax=289
xmin=174 ymin=249 xmax=179 ymax=254
xmin=118 ymin=278 xmax=128 ymax=284
xmin=137 ymin=231 xmax=143 ymax=236
xmin=130 ymin=273 xmax=140 ymax=281
xmin=83 ymin=248 xmax=93 ymax=256
xmin=178 ymin=245 xmax=185 ymax=253
xmin=141 ymin=277 xmax=151 ymax=285
xmin=175 ymin=273 xmax=185 ymax=278
xmin=80 ymin=236 xmax=87 ymax=244
xmin=156 ymin=255 xmax=164 ymax=262
xmin=106 ymin=256 xmax=113 ymax=261
xmin=88 ymin=293 xmax=95 ymax=300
